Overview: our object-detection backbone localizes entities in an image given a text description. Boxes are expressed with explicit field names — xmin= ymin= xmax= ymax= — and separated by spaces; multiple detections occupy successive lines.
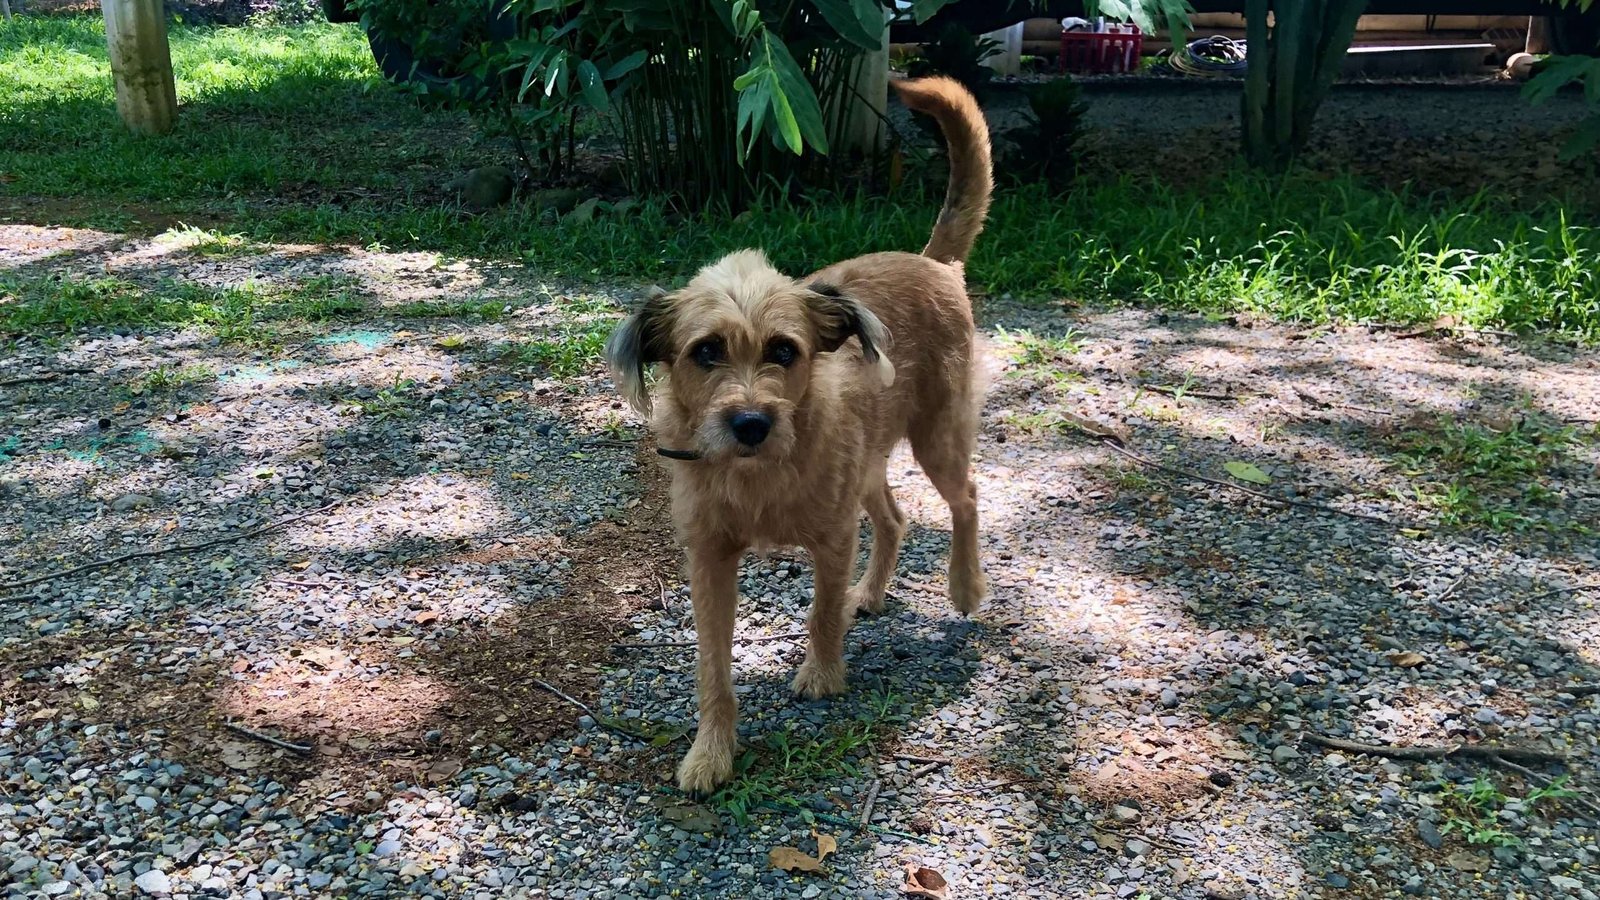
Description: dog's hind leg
xmin=677 ymin=540 xmax=742 ymax=793
xmin=793 ymin=527 xmax=858 ymax=699
xmin=849 ymin=460 xmax=905 ymax=616
xmin=910 ymin=417 xmax=986 ymax=616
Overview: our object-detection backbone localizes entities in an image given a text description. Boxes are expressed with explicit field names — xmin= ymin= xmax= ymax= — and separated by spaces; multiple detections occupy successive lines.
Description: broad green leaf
xmin=1224 ymin=460 xmax=1272 ymax=485
xmin=544 ymin=49 xmax=568 ymax=98
xmin=576 ymin=59 xmax=609 ymax=111
xmin=1560 ymin=113 xmax=1600 ymax=161
xmin=812 ymin=0 xmax=884 ymax=50
xmin=763 ymin=34 xmax=829 ymax=155
xmin=770 ymin=78 xmax=803 ymax=154
xmin=911 ymin=0 xmax=959 ymax=24
xmin=604 ymin=49 xmax=648 ymax=81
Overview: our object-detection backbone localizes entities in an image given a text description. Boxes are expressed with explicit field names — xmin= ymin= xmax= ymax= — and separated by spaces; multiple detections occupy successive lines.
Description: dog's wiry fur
xmin=603 ymin=76 xmax=992 ymax=793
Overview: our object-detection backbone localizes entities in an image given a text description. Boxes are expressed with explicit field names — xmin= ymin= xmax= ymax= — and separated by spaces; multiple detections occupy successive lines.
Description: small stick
xmin=532 ymin=679 xmax=600 ymax=720
xmin=271 ymin=577 xmax=331 ymax=589
xmin=909 ymin=761 xmax=946 ymax=779
xmin=934 ymin=777 xmax=1040 ymax=799
xmin=1487 ymin=753 xmax=1600 ymax=820
xmin=1524 ymin=584 xmax=1600 ymax=604
xmin=0 ymin=592 xmax=38 ymax=605
xmin=1295 ymin=388 xmax=1395 ymax=417
xmin=1 ymin=500 xmax=345 ymax=592
xmin=860 ymin=778 xmax=882 ymax=831
xmin=1136 ymin=383 xmax=1240 ymax=402
xmin=224 ymin=721 xmax=311 ymax=754
xmin=893 ymin=753 xmax=949 ymax=765
xmin=0 ymin=373 xmax=60 ymax=387
xmin=1092 ymin=823 xmax=1185 ymax=853
xmin=1302 ymin=733 xmax=1566 ymax=765
xmin=1099 ymin=438 xmax=1397 ymax=526
xmin=1561 ymin=684 xmax=1600 ymax=698
xmin=1435 ymin=574 xmax=1468 ymax=604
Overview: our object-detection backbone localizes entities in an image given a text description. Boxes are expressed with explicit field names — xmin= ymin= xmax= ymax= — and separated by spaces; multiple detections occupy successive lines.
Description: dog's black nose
xmin=728 ymin=411 xmax=772 ymax=447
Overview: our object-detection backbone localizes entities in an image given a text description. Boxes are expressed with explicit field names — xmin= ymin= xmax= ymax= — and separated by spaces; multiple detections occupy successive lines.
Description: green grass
xmin=498 ymin=320 xmax=613 ymax=378
xmin=709 ymin=690 xmax=902 ymax=824
xmin=0 ymin=275 xmax=269 ymax=339
xmin=1391 ymin=407 xmax=1589 ymax=531
xmin=1439 ymin=773 xmax=1578 ymax=849
xmin=5 ymin=17 xmax=1600 ymax=340
xmin=129 ymin=363 xmax=216 ymax=393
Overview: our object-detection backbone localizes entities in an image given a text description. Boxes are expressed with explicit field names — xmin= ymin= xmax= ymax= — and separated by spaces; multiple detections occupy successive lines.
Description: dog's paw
xmin=676 ymin=739 xmax=735 ymax=794
xmin=791 ymin=656 xmax=848 ymax=699
xmin=848 ymin=584 xmax=886 ymax=616
xmin=949 ymin=566 xmax=987 ymax=616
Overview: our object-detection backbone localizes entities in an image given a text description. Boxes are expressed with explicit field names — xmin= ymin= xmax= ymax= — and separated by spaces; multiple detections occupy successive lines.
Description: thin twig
xmin=1302 ymin=733 xmax=1566 ymax=765
xmin=1524 ymin=584 xmax=1600 ymax=604
xmin=1100 ymin=438 xmax=1397 ymax=526
xmin=893 ymin=753 xmax=949 ymax=765
xmin=909 ymin=761 xmax=946 ymax=779
xmin=933 ymin=777 xmax=1040 ymax=799
xmin=0 ymin=592 xmax=38 ymax=605
xmin=532 ymin=679 xmax=600 ymax=720
xmin=1092 ymin=823 xmax=1186 ymax=853
xmin=613 ymin=630 xmax=809 ymax=651
xmin=1562 ymin=684 xmax=1600 ymax=698
xmin=1294 ymin=388 xmax=1395 ymax=417
xmin=1435 ymin=574 xmax=1468 ymax=604
xmin=1486 ymin=753 xmax=1600 ymax=820
xmin=577 ymin=438 xmax=639 ymax=449
xmin=224 ymin=721 xmax=312 ymax=754
xmin=271 ymin=577 xmax=331 ymax=589
xmin=860 ymin=778 xmax=882 ymax=832
xmin=1 ymin=500 xmax=345 ymax=592
xmin=1136 ymin=383 xmax=1241 ymax=402
xmin=0 ymin=373 xmax=60 ymax=387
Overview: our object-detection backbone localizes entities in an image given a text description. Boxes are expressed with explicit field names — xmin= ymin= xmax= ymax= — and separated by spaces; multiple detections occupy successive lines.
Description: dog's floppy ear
xmin=604 ymin=286 xmax=674 ymax=414
xmin=805 ymin=282 xmax=895 ymax=387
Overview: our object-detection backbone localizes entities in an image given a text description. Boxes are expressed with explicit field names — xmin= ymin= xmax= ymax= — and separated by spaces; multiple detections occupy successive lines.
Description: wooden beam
xmin=101 ymin=0 xmax=177 ymax=135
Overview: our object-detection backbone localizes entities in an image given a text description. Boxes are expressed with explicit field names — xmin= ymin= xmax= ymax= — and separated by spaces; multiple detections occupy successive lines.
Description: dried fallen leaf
xmin=414 ymin=610 xmax=440 ymax=626
xmin=768 ymin=830 xmax=837 ymax=873
xmin=902 ymin=863 xmax=949 ymax=899
xmin=1446 ymin=850 xmax=1491 ymax=873
xmin=1224 ymin=460 xmax=1272 ymax=485
xmin=1388 ymin=651 xmax=1426 ymax=668
xmin=28 ymin=707 xmax=58 ymax=721
xmin=424 ymin=758 xmax=461 ymax=783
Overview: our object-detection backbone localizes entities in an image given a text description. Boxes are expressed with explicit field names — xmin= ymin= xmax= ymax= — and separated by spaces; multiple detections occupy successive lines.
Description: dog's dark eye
xmin=690 ymin=338 xmax=724 ymax=369
xmin=765 ymin=340 xmax=798 ymax=367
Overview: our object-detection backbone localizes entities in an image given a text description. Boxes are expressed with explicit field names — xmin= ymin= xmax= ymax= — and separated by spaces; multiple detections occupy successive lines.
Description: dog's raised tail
xmin=891 ymin=76 xmax=993 ymax=266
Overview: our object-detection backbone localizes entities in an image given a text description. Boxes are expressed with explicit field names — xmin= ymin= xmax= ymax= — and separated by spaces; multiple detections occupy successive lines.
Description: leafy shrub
xmin=1000 ymin=76 xmax=1090 ymax=190
xmin=904 ymin=22 xmax=1000 ymax=99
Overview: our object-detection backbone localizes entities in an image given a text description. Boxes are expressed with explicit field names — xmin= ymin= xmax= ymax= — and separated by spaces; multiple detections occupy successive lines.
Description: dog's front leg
xmin=793 ymin=528 xmax=858 ymax=699
xmin=677 ymin=540 xmax=742 ymax=793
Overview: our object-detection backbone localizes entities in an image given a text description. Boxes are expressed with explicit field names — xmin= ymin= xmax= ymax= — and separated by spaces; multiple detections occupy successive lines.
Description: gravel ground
xmin=3 ymin=224 xmax=1600 ymax=900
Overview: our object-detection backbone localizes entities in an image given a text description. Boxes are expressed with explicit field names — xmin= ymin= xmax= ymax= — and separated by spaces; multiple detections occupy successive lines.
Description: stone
xmin=113 ymin=494 xmax=156 ymax=512
xmin=134 ymin=869 xmax=171 ymax=894
xmin=454 ymin=166 xmax=516 ymax=211
xmin=1272 ymin=745 xmax=1301 ymax=765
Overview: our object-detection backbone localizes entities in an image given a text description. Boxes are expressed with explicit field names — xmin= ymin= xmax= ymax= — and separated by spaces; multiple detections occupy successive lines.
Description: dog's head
xmin=604 ymin=250 xmax=893 ymax=463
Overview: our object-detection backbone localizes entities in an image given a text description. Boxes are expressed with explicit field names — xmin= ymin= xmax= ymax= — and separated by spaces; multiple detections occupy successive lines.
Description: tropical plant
xmin=350 ymin=0 xmax=1190 ymax=206
xmin=1240 ymin=0 xmax=1369 ymax=170
xmin=1000 ymin=76 xmax=1090 ymax=190
xmin=1524 ymin=0 xmax=1600 ymax=159
xmin=904 ymin=23 xmax=1002 ymax=97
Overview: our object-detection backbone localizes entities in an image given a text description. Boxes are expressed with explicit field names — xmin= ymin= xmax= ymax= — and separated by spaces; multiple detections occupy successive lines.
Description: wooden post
xmin=101 ymin=0 xmax=178 ymax=135
xmin=844 ymin=6 xmax=891 ymax=154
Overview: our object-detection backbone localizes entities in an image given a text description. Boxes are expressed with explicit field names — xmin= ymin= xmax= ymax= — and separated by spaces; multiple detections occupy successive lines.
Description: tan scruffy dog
xmin=602 ymin=75 xmax=992 ymax=793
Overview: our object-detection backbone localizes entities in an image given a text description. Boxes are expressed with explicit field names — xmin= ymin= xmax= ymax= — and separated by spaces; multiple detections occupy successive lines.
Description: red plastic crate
xmin=1059 ymin=26 xmax=1143 ymax=75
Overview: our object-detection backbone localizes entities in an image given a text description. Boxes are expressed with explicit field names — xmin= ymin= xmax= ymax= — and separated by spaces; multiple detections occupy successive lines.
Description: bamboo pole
xmin=101 ymin=0 xmax=178 ymax=135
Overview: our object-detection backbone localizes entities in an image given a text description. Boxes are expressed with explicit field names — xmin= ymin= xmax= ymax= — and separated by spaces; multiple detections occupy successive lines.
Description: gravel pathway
xmin=3 ymin=224 xmax=1599 ymax=900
